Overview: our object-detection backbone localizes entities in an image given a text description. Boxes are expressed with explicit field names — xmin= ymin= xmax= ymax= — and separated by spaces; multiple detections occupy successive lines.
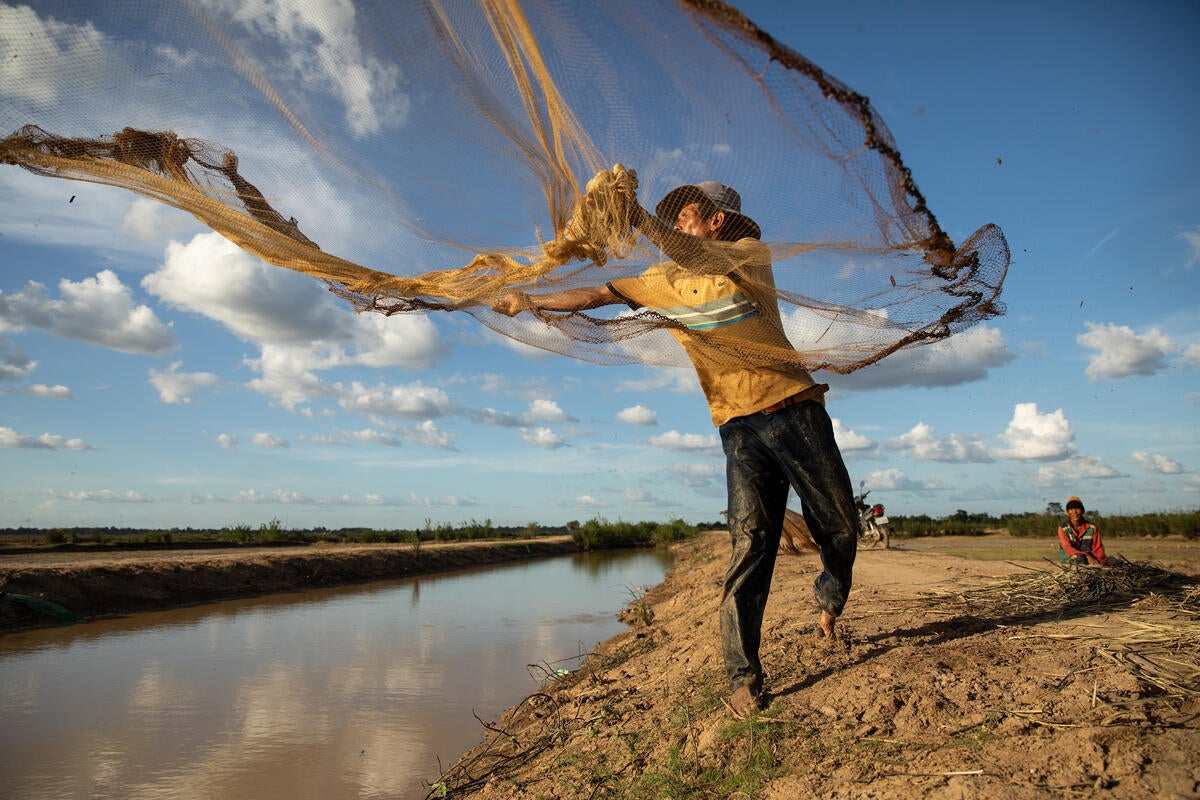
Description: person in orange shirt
xmin=493 ymin=180 xmax=859 ymax=718
xmin=1057 ymin=496 xmax=1106 ymax=566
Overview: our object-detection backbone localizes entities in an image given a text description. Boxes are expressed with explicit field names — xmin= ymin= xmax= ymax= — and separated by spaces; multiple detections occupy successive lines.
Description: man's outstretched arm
xmin=492 ymin=285 xmax=619 ymax=316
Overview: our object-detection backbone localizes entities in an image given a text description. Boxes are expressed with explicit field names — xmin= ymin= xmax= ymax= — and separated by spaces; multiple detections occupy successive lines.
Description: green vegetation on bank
xmin=2 ymin=508 xmax=1196 ymax=554
xmin=889 ymin=508 xmax=1199 ymax=540
xmin=0 ymin=516 xmax=723 ymax=553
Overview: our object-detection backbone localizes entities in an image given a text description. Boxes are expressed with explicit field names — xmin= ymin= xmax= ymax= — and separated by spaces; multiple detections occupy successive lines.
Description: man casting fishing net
xmin=495 ymin=177 xmax=858 ymax=717
xmin=0 ymin=0 xmax=1011 ymax=718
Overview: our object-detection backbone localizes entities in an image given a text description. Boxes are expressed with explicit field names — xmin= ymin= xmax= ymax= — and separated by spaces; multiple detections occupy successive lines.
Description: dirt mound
xmin=435 ymin=534 xmax=1200 ymax=799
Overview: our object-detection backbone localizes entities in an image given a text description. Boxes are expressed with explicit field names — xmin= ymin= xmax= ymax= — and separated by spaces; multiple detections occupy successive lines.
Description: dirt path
xmin=436 ymin=534 xmax=1200 ymax=799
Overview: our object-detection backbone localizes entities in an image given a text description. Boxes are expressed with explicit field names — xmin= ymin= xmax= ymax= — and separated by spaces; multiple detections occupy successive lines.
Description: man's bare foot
xmin=820 ymin=610 xmax=836 ymax=638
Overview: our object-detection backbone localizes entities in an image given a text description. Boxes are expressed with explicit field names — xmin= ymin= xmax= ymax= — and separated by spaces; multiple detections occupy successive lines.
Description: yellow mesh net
xmin=0 ymin=0 xmax=1009 ymax=373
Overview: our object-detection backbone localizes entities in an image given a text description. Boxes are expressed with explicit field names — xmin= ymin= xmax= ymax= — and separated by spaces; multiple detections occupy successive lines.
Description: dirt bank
xmin=436 ymin=534 xmax=1200 ymax=799
xmin=0 ymin=537 xmax=576 ymax=634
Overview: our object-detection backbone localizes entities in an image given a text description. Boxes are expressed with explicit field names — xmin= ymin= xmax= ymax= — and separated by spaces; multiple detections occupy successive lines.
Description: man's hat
xmin=656 ymin=181 xmax=761 ymax=241
xmin=1065 ymin=496 xmax=1085 ymax=511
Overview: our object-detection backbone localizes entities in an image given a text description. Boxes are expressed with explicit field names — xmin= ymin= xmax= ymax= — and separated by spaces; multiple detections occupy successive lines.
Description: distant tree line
xmin=0 ymin=516 xmax=728 ymax=552
xmin=889 ymin=508 xmax=1199 ymax=540
xmin=3 ymin=508 xmax=1195 ymax=552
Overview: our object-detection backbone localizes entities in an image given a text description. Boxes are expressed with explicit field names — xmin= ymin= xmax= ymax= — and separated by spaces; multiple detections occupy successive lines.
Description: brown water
xmin=0 ymin=548 xmax=672 ymax=800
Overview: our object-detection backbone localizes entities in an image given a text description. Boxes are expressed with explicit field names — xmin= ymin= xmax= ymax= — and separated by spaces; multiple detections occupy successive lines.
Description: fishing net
xmin=0 ymin=0 xmax=1009 ymax=373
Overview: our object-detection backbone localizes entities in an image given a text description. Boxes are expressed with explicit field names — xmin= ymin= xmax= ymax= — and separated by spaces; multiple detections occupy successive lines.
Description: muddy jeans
xmin=718 ymin=399 xmax=859 ymax=692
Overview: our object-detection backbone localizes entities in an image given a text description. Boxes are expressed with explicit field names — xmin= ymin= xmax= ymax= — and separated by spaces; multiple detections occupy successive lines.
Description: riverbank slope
xmin=439 ymin=532 xmax=1200 ymax=799
xmin=0 ymin=537 xmax=576 ymax=633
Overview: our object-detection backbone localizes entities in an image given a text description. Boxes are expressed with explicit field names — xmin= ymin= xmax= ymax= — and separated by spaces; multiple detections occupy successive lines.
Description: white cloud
xmin=1077 ymin=321 xmax=1176 ymax=380
xmin=524 ymin=398 xmax=573 ymax=423
xmin=994 ymin=403 xmax=1076 ymax=461
xmin=27 ymin=384 xmax=72 ymax=400
xmin=470 ymin=407 xmax=522 ymax=427
xmin=1036 ymin=457 xmax=1121 ymax=486
xmin=861 ymin=468 xmax=943 ymax=492
xmin=619 ymin=367 xmax=700 ymax=394
xmin=0 ymin=5 xmax=108 ymax=106
xmin=143 ymin=233 xmax=448 ymax=408
xmin=121 ymin=198 xmax=196 ymax=242
xmin=520 ymin=427 xmax=565 ymax=449
xmin=621 ymin=488 xmax=660 ymax=506
xmin=148 ymin=361 xmax=221 ymax=404
xmin=831 ymin=417 xmax=874 ymax=452
xmin=1 ymin=271 xmax=176 ymax=354
xmin=336 ymin=380 xmax=452 ymax=419
xmin=217 ymin=433 xmax=238 ymax=450
xmin=213 ymin=0 xmax=409 ymax=138
xmin=1131 ymin=451 xmax=1186 ymax=475
xmin=649 ymin=430 xmax=721 ymax=451
xmin=668 ymin=462 xmax=723 ymax=488
xmin=617 ymin=404 xmax=658 ymax=425
xmin=1180 ymin=227 xmax=1200 ymax=268
xmin=835 ymin=325 xmax=1017 ymax=390
xmin=0 ymin=344 xmax=36 ymax=382
xmin=49 ymin=489 xmax=151 ymax=503
xmin=1182 ymin=344 xmax=1200 ymax=367
xmin=0 ymin=426 xmax=97 ymax=450
xmin=575 ymin=495 xmax=605 ymax=506
xmin=250 ymin=432 xmax=289 ymax=448
xmin=886 ymin=422 xmax=993 ymax=463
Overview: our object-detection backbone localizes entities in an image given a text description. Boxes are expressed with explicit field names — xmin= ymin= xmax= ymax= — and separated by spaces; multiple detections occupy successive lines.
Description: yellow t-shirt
xmin=608 ymin=239 xmax=822 ymax=427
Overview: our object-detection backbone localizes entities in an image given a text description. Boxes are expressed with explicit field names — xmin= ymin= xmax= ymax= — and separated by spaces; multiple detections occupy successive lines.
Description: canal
xmin=0 ymin=547 xmax=673 ymax=800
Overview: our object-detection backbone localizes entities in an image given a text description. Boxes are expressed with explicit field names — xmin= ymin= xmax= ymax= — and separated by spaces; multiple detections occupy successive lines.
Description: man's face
xmin=1067 ymin=507 xmax=1083 ymax=525
xmin=674 ymin=202 xmax=724 ymax=239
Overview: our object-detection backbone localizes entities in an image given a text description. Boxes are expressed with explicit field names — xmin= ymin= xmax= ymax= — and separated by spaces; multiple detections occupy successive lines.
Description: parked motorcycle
xmin=855 ymin=490 xmax=891 ymax=549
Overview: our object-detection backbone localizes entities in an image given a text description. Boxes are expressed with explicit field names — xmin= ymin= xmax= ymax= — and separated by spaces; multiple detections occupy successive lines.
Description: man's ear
xmin=709 ymin=210 xmax=725 ymax=235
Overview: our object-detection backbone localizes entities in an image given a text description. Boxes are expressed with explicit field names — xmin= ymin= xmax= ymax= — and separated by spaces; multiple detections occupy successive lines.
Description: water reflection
xmin=0 ymin=548 xmax=672 ymax=800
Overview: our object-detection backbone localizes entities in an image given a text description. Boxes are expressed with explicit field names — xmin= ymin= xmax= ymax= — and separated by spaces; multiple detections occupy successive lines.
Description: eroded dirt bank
xmin=0 ymin=537 xmax=576 ymax=633
xmin=437 ymin=533 xmax=1200 ymax=800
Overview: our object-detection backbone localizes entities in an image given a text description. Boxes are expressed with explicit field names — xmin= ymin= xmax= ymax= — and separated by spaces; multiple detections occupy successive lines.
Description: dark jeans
xmin=718 ymin=399 xmax=858 ymax=692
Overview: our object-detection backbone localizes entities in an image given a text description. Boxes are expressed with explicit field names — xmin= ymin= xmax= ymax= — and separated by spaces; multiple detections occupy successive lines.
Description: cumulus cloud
xmin=216 ymin=433 xmax=238 ymax=450
xmin=1 ymin=271 xmax=176 ymax=354
xmin=1036 ymin=457 xmax=1121 ymax=486
xmin=886 ymin=422 xmax=993 ymax=463
xmin=622 ymin=488 xmax=660 ymax=506
xmin=575 ymin=495 xmax=605 ymax=507
xmin=524 ymin=398 xmax=573 ymax=424
xmin=994 ymin=403 xmax=1076 ymax=461
xmin=617 ymin=404 xmax=658 ymax=426
xmin=469 ymin=407 xmax=523 ymax=427
xmin=649 ymin=430 xmax=721 ymax=451
xmin=218 ymin=0 xmax=409 ymax=137
xmin=831 ymin=418 xmax=874 ymax=453
xmin=0 ymin=426 xmax=97 ymax=450
xmin=831 ymin=325 xmax=1017 ymax=391
xmin=336 ymin=380 xmax=453 ymax=419
xmin=1180 ymin=227 xmax=1200 ymax=268
xmin=0 ymin=5 xmax=108 ymax=106
xmin=250 ymin=432 xmax=289 ymax=448
xmin=143 ymin=234 xmax=447 ymax=409
xmin=148 ymin=361 xmax=221 ymax=404
xmin=1131 ymin=451 xmax=1186 ymax=475
xmin=1182 ymin=344 xmax=1200 ymax=367
xmin=27 ymin=383 xmax=72 ymax=400
xmin=668 ymin=462 xmax=723 ymax=489
xmin=860 ymin=468 xmax=943 ymax=492
xmin=121 ymin=198 xmax=196 ymax=242
xmin=520 ymin=427 xmax=565 ymax=449
xmin=1077 ymin=322 xmax=1176 ymax=380
xmin=0 ymin=344 xmax=36 ymax=382
xmin=48 ymin=489 xmax=151 ymax=503
xmin=302 ymin=420 xmax=454 ymax=450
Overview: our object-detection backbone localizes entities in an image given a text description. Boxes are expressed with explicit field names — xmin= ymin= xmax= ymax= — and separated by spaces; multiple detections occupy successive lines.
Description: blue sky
xmin=1 ymin=0 xmax=1198 ymax=530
